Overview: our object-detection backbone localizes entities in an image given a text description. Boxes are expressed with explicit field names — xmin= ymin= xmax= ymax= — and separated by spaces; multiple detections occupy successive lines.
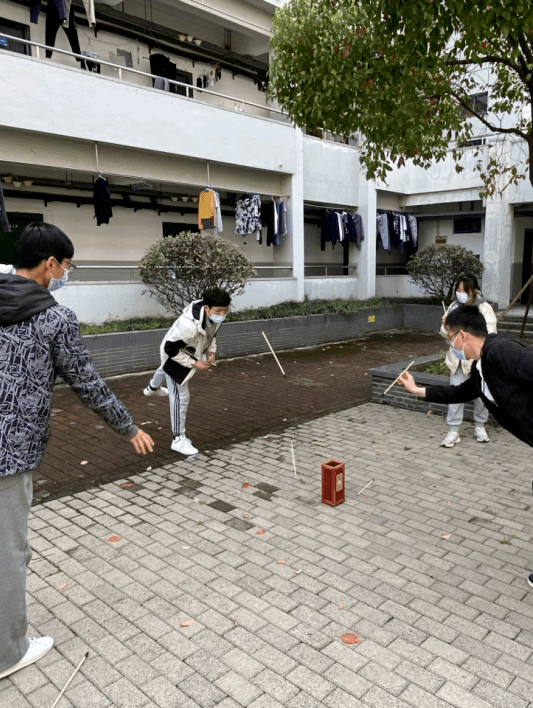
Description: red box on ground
xmin=321 ymin=459 xmax=345 ymax=506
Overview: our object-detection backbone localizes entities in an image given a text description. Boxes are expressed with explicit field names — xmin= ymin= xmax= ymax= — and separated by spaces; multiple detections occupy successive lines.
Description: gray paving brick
xmin=436 ymin=680 xmax=493 ymax=708
xmin=286 ymin=665 xmax=336 ymax=701
xmin=472 ymin=679 xmax=528 ymax=708
xmin=252 ymin=668 xmax=300 ymax=702
xmin=179 ymin=672 xmax=228 ymax=707
xmin=215 ymin=670 xmax=263 ymax=705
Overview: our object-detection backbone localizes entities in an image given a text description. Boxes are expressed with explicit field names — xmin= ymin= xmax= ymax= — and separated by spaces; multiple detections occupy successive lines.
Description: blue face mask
xmin=209 ymin=313 xmax=226 ymax=324
xmin=450 ymin=332 xmax=466 ymax=360
xmin=47 ymin=269 xmax=69 ymax=292
xmin=456 ymin=291 xmax=469 ymax=304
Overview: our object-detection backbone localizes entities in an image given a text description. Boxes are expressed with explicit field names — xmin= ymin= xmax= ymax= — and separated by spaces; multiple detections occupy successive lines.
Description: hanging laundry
xmin=407 ymin=214 xmax=418 ymax=247
xmin=39 ymin=3 xmax=83 ymax=61
xmin=376 ymin=212 xmax=390 ymax=252
xmin=93 ymin=177 xmax=113 ymax=226
xmin=215 ymin=192 xmax=223 ymax=234
xmin=153 ymin=77 xmax=170 ymax=91
xmin=320 ymin=211 xmax=342 ymax=250
xmin=266 ymin=200 xmax=278 ymax=246
xmin=0 ymin=181 xmax=11 ymax=233
xmin=278 ymin=200 xmax=287 ymax=237
xmin=235 ymin=194 xmax=262 ymax=237
xmin=198 ymin=189 xmax=216 ymax=230
xmin=31 ymin=0 xmax=95 ymax=27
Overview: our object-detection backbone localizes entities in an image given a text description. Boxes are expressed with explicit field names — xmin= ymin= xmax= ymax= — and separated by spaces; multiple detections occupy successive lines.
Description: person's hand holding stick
xmin=397 ymin=370 xmax=426 ymax=398
xmin=382 ymin=360 xmax=415 ymax=396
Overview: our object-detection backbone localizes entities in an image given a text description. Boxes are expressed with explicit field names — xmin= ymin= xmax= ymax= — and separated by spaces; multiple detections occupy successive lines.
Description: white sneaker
xmin=0 ymin=637 xmax=54 ymax=680
xmin=143 ymin=385 xmax=168 ymax=397
xmin=475 ymin=427 xmax=490 ymax=442
xmin=171 ymin=436 xmax=199 ymax=456
xmin=441 ymin=431 xmax=461 ymax=448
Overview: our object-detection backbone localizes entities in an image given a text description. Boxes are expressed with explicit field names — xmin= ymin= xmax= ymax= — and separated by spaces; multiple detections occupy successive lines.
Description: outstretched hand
xmin=130 ymin=429 xmax=154 ymax=454
xmin=397 ymin=371 xmax=425 ymax=397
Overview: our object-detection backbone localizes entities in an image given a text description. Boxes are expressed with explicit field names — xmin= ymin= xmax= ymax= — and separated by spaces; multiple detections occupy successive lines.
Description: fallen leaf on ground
xmin=342 ymin=633 xmax=361 ymax=644
xmin=80 ymin=461 xmax=88 ymax=465
xmin=180 ymin=619 xmax=194 ymax=627
xmin=141 ymin=421 xmax=152 ymax=425
xmin=58 ymin=583 xmax=67 ymax=590
xmin=427 ymin=410 xmax=433 ymax=415
xmin=257 ymin=529 xmax=265 ymax=535
xmin=447 ymin=501 xmax=451 ymax=505
xmin=278 ymin=559 xmax=286 ymax=564
xmin=442 ymin=534 xmax=451 ymax=540
xmin=241 ymin=482 xmax=250 ymax=489
xmin=108 ymin=536 xmax=121 ymax=542
xmin=146 ymin=466 xmax=152 ymax=471
xmin=295 ymin=569 xmax=302 ymax=574
xmin=122 ymin=482 xmax=134 ymax=488
xmin=339 ymin=603 xmax=344 ymax=609
xmin=242 ymin=513 xmax=249 ymax=518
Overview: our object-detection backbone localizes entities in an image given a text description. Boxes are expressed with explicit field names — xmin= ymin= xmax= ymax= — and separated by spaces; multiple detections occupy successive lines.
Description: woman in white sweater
xmin=439 ymin=273 xmax=497 ymax=447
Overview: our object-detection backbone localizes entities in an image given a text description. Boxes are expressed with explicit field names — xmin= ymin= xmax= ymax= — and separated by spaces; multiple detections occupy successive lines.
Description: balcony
xmin=0 ymin=36 xmax=297 ymax=178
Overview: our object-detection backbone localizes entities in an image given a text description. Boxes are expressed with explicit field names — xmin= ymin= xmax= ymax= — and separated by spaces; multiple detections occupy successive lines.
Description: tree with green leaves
xmin=269 ymin=0 xmax=533 ymax=196
xmin=406 ymin=244 xmax=483 ymax=302
xmin=139 ymin=231 xmax=255 ymax=315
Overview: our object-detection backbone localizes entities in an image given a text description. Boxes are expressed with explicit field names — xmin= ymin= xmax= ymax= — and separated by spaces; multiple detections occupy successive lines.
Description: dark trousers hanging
xmin=45 ymin=3 xmax=82 ymax=60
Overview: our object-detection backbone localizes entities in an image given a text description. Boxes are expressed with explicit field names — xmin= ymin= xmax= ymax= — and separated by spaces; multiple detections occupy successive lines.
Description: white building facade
xmin=0 ymin=0 xmax=530 ymax=322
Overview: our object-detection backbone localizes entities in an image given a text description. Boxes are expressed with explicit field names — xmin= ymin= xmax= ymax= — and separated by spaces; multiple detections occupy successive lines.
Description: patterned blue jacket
xmin=0 ymin=274 xmax=136 ymax=476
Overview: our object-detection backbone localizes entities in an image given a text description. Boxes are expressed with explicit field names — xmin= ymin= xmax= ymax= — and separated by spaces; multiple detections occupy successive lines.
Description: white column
xmin=356 ymin=178 xmax=377 ymax=299
xmin=286 ymin=127 xmax=305 ymax=301
xmin=483 ymin=193 xmax=513 ymax=309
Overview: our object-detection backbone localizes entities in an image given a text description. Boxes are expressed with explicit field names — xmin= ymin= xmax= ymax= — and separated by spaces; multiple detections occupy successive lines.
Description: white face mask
xmin=209 ymin=313 xmax=226 ymax=324
xmin=47 ymin=269 xmax=69 ymax=291
xmin=456 ymin=291 xmax=469 ymax=304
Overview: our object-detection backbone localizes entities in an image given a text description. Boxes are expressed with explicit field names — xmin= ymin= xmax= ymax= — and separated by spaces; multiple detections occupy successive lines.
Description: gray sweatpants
xmin=0 ymin=471 xmax=32 ymax=672
xmin=447 ymin=368 xmax=489 ymax=431
xmin=165 ymin=374 xmax=190 ymax=438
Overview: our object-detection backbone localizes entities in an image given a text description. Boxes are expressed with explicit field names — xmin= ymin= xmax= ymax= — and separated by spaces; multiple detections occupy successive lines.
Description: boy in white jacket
xmin=144 ymin=288 xmax=231 ymax=455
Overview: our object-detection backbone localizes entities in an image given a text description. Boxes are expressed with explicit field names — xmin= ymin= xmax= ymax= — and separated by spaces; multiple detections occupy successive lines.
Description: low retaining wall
xmin=369 ymin=354 xmax=493 ymax=423
xmin=82 ymin=304 xmax=442 ymax=378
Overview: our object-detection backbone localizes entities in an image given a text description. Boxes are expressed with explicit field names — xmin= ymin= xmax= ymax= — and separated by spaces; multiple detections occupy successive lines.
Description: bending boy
xmin=145 ymin=288 xmax=230 ymax=455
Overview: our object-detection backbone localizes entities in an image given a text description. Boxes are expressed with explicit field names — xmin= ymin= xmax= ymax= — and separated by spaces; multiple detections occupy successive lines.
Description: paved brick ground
xmin=35 ymin=330 xmax=445 ymax=502
xmin=4 ymin=403 xmax=533 ymax=707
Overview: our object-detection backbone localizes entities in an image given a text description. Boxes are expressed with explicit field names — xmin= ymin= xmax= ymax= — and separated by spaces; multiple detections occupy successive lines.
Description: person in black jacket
xmin=0 ymin=223 xmax=154 ymax=681
xmin=397 ymin=305 xmax=533 ymax=587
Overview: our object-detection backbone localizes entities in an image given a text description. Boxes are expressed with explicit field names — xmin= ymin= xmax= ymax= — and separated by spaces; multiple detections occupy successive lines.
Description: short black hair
xmin=202 ymin=287 xmax=231 ymax=308
xmin=455 ymin=273 xmax=479 ymax=295
xmin=445 ymin=305 xmax=488 ymax=336
xmin=13 ymin=222 xmax=74 ymax=269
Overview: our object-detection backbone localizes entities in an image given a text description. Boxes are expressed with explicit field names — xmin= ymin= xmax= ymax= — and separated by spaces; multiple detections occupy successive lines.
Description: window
xmin=453 ymin=217 xmax=482 ymax=234
xmin=163 ymin=222 xmax=195 ymax=237
xmin=462 ymin=92 xmax=488 ymax=116
xmin=0 ymin=17 xmax=31 ymax=56
xmin=0 ymin=213 xmax=43 ymax=264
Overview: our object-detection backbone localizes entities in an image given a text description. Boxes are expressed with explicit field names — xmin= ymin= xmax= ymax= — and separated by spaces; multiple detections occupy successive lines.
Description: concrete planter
xmin=369 ymin=354 xmax=494 ymax=423
xmin=82 ymin=303 xmax=442 ymax=378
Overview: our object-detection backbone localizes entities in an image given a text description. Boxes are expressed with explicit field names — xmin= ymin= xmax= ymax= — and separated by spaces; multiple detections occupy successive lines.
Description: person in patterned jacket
xmin=0 ymin=223 xmax=154 ymax=681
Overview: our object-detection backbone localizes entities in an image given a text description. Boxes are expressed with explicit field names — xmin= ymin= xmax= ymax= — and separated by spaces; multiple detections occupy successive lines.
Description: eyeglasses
xmin=448 ymin=331 xmax=462 ymax=345
xmin=54 ymin=257 xmax=77 ymax=274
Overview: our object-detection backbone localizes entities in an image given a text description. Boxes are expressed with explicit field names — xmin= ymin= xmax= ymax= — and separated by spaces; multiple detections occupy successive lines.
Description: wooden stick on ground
xmin=261 ymin=331 xmax=286 ymax=377
xmin=50 ymin=652 xmax=89 ymax=708
xmin=382 ymin=360 xmax=415 ymax=397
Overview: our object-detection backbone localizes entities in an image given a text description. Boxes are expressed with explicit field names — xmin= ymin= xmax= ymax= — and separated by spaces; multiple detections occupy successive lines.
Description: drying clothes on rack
xmin=37 ymin=3 xmax=83 ymax=61
xmin=93 ymin=177 xmax=113 ymax=226
xmin=235 ymin=194 xmax=261 ymax=237
xmin=31 ymin=0 xmax=95 ymax=27
xmin=320 ymin=210 xmax=363 ymax=250
xmin=265 ymin=199 xmax=288 ymax=247
xmin=376 ymin=209 xmax=418 ymax=254
xmin=0 ymin=181 xmax=11 ymax=233
xmin=198 ymin=189 xmax=215 ymax=230
xmin=215 ymin=192 xmax=223 ymax=234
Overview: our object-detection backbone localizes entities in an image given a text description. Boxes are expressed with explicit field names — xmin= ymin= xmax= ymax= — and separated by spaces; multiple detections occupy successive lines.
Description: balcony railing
xmin=0 ymin=33 xmax=287 ymax=123
xmin=69 ymin=264 xmax=356 ymax=281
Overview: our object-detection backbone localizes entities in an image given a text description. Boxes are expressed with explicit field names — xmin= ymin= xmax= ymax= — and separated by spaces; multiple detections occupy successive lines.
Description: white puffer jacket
xmin=440 ymin=293 xmax=497 ymax=375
